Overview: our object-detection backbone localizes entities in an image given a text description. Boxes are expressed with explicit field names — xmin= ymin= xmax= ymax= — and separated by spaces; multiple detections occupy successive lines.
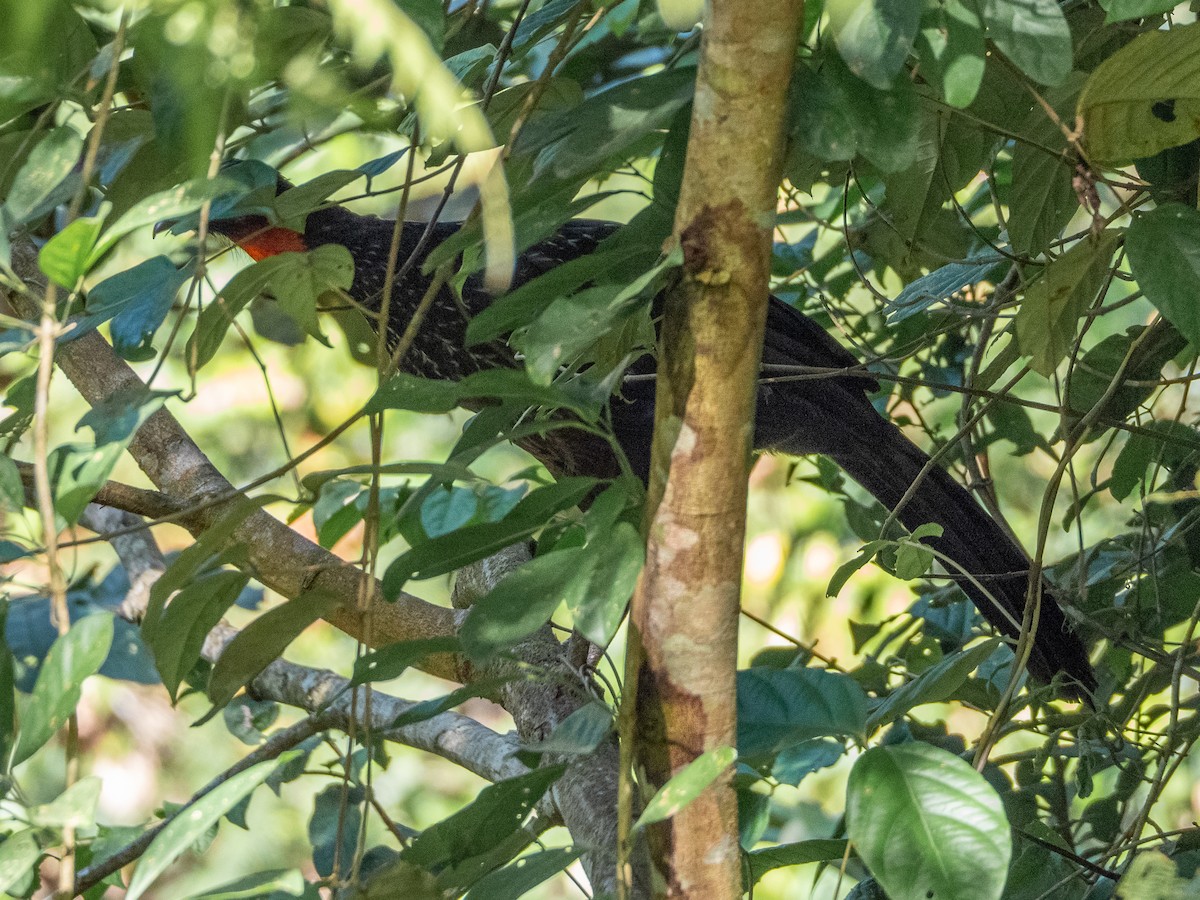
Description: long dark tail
xmin=818 ymin=415 xmax=1096 ymax=699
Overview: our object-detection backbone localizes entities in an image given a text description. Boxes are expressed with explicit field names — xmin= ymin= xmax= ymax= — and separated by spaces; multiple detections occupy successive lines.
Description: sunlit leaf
xmin=1015 ymin=230 xmax=1120 ymax=376
xmin=847 ymin=743 xmax=1011 ymax=900
xmin=125 ymin=754 xmax=297 ymax=900
xmin=633 ymin=746 xmax=737 ymax=831
xmin=1079 ymin=22 xmax=1200 ymax=165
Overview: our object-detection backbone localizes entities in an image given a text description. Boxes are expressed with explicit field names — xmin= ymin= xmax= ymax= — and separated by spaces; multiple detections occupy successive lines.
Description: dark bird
xmin=202 ymin=178 xmax=1097 ymax=700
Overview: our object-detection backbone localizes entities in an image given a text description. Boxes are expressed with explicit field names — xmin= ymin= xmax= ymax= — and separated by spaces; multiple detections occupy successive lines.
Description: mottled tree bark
xmin=624 ymin=2 xmax=804 ymax=897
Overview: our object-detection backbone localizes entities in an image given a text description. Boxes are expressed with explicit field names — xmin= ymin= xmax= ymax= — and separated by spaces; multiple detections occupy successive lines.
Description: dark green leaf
xmin=91 ymin=175 xmax=241 ymax=265
xmin=125 ymin=754 xmax=297 ymax=900
xmin=83 ymin=257 xmax=190 ymax=360
xmin=747 ymin=839 xmax=849 ymax=887
xmin=382 ymin=477 xmax=596 ymax=593
xmin=150 ymin=571 xmax=249 ymax=699
xmin=351 ymin=636 xmax=462 ymax=686
xmin=1128 ymin=203 xmax=1200 ymax=347
xmin=793 ymin=54 xmax=921 ymax=172
xmin=207 ymin=590 xmax=342 ymax=709
xmin=737 ymin=667 xmax=868 ymax=757
xmin=459 ymin=549 xmax=577 ymax=659
xmin=981 ymin=0 xmax=1072 ymax=86
xmin=14 ymin=613 xmax=113 ymax=764
xmin=1015 ymin=230 xmax=1120 ymax=376
xmin=914 ymin=0 xmax=985 ymax=107
xmin=4 ymin=127 xmax=82 ymax=226
xmin=461 ymin=847 xmax=581 ymax=900
xmin=827 ymin=0 xmax=921 ymax=90
xmin=1101 ymin=0 xmax=1180 ymax=23
xmin=142 ymin=497 xmax=270 ymax=643
xmin=522 ymin=701 xmax=612 ymax=755
xmin=868 ymin=639 xmax=1001 ymax=728
xmin=403 ymin=766 xmax=566 ymax=871
xmin=847 ymin=743 xmax=1011 ymax=900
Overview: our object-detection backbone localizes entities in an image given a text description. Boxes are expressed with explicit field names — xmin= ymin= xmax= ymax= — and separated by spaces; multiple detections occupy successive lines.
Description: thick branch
xmin=5 ymin=240 xmax=467 ymax=682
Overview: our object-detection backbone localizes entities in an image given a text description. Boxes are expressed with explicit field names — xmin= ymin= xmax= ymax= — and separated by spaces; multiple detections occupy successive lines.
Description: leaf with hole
xmin=1079 ymin=22 xmax=1200 ymax=165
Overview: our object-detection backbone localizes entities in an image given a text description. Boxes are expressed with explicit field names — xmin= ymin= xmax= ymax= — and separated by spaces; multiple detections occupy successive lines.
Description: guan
xmin=202 ymin=176 xmax=1097 ymax=700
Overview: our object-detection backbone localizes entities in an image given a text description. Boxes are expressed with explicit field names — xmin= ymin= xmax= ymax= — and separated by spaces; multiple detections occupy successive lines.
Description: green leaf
xmin=1007 ymin=73 xmax=1087 ymax=258
xmin=382 ymin=477 xmax=596 ymax=594
xmin=263 ymin=244 xmax=354 ymax=343
xmin=633 ymin=746 xmax=737 ymax=832
xmin=746 ymin=839 xmax=849 ymax=887
xmin=1078 ymin=22 xmax=1200 ymax=165
xmin=183 ymin=868 xmax=307 ymax=899
xmin=364 ymin=372 xmax=468 ymax=415
xmin=38 ymin=208 xmax=108 ymax=288
xmin=847 ymin=743 xmax=1012 ymax=900
xmin=1062 ymin=323 xmax=1189 ymax=443
xmin=403 ymin=766 xmax=566 ymax=872
xmin=981 ymin=0 xmax=1071 ymax=87
xmin=391 ymin=679 xmax=507 ymax=729
xmin=792 ymin=54 xmax=921 ymax=172
xmin=827 ymin=0 xmax=921 ymax=91
xmin=522 ymin=701 xmax=612 ymax=755
xmin=206 ymin=590 xmax=342 ymax=709
xmin=4 ymin=127 xmax=82 ymax=225
xmin=522 ymin=67 xmax=695 ymax=184
xmin=325 ymin=0 xmax=493 ymax=153
xmin=459 ymin=549 xmax=577 ymax=660
xmin=0 ymin=830 xmax=40 ymax=894
xmin=84 ymin=257 xmax=191 ymax=360
xmin=149 ymin=570 xmax=249 ymax=699
xmin=351 ymin=636 xmax=462 ymax=686
xmin=566 ymin=520 xmax=643 ymax=647
xmin=188 ymin=257 xmax=283 ymax=370
xmin=14 ymin=613 xmax=114 ymax=764
xmin=737 ymin=667 xmax=867 ymax=757
xmin=462 ymin=847 xmax=581 ymax=900
xmin=91 ymin=175 xmax=240 ymax=265
xmin=29 ymin=776 xmax=101 ymax=828
xmin=914 ymin=0 xmax=985 ymax=107
xmin=1101 ymin=0 xmax=1181 ymax=23
xmin=1127 ymin=203 xmax=1200 ymax=347
xmin=1015 ymin=230 xmax=1120 ymax=376
xmin=124 ymin=754 xmax=297 ymax=900
xmin=0 ymin=455 xmax=23 ymax=512
xmin=868 ymin=639 xmax=1001 ymax=728
xmin=142 ymin=496 xmax=271 ymax=643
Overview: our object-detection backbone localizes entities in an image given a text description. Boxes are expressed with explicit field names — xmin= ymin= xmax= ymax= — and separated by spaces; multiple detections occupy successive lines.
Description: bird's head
xmin=158 ymin=159 xmax=321 ymax=260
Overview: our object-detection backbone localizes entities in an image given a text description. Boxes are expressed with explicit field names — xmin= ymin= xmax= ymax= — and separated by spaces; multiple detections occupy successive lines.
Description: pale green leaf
xmin=847 ymin=743 xmax=1012 ymax=900
xmin=1015 ymin=230 xmax=1121 ymax=375
xmin=1079 ymin=22 xmax=1200 ymax=165
xmin=633 ymin=746 xmax=737 ymax=831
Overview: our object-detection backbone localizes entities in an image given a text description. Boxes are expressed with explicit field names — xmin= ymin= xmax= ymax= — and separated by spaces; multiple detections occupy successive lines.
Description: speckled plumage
xmin=209 ymin=198 xmax=1096 ymax=698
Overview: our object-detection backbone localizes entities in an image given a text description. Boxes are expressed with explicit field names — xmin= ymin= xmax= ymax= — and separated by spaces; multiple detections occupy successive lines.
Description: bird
xmin=198 ymin=173 xmax=1098 ymax=700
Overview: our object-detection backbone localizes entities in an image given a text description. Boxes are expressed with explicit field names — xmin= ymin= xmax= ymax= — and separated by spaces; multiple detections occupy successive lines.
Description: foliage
xmin=0 ymin=0 xmax=1199 ymax=898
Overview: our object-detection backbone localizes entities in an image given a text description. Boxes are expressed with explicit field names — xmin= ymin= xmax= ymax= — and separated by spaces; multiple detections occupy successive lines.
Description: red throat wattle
xmin=237 ymin=227 xmax=308 ymax=261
